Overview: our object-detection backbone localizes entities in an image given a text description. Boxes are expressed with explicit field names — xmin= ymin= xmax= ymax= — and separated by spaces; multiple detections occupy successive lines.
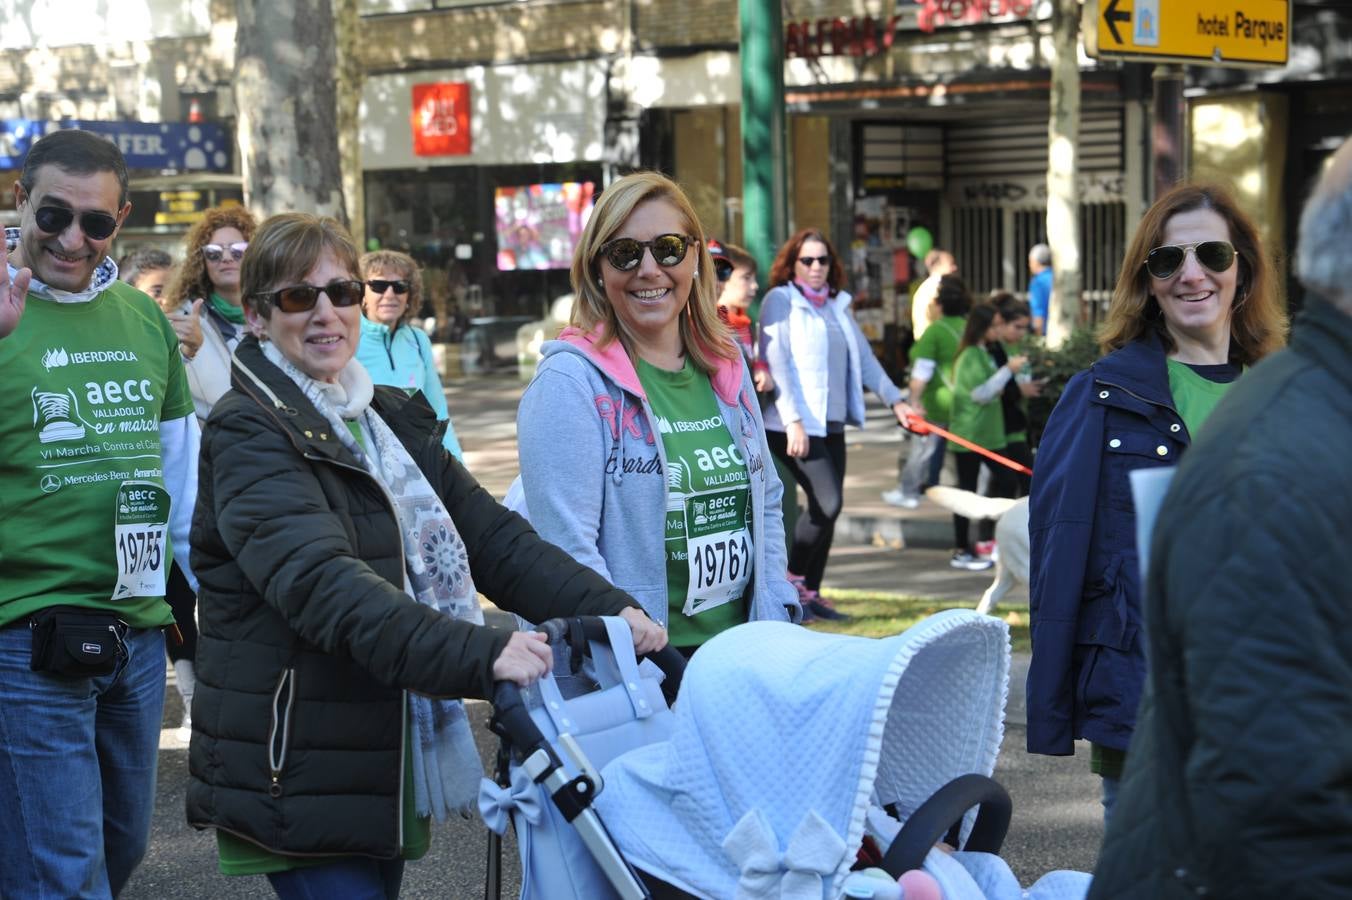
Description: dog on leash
xmin=924 ymin=486 xmax=1029 ymax=615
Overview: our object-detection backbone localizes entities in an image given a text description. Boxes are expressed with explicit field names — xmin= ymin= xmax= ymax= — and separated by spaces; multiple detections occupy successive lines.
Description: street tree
xmin=1046 ymin=0 xmax=1083 ymax=345
xmin=234 ymin=0 xmax=347 ymax=222
xmin=334 ymin=0 xmax=364 ymax=241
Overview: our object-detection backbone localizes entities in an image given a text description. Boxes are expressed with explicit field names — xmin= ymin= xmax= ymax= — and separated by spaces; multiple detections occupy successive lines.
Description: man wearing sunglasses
xmin=0 ymin=129 xmax=199 ymax=897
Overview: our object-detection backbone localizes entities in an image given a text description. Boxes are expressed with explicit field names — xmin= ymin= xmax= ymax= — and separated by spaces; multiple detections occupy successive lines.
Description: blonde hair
xmin=360 ymin=249 xmax=423 ymax=327
xmin=569 ymin=171 xmax=736 ymax=375
xmin=1098 ymin=182 xmax=1286 ymax=366
xmin=240 ymin=214 xmax=361 ymax=319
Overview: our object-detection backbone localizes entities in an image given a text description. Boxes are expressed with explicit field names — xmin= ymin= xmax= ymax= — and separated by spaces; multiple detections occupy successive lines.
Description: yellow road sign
xmin=1085 ymin=0 xmax=1291 ymax=67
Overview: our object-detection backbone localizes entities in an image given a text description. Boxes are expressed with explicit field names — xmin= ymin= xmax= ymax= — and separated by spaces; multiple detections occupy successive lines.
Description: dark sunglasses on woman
xmin=598 ymin=233 xmax=691 ymax=272
xmin=1144 ymin=240 xmax=1236 ymax=280
xmin=798 ymin=255 xmax=831 ymax=268
xmin=366 ymin=279 xmax=409 ymax=295
xmin=258 ymin=280 xmax=366 ymax=313
xmin=33 ymin=205 xmax=119 ymax=240
xmin=203 ymin=242 xmax=249 ymax=263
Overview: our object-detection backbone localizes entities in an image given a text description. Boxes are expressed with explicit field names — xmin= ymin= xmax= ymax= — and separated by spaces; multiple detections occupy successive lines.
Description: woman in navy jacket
xmin=1026 ymin=183 xmax=1286 ymax=819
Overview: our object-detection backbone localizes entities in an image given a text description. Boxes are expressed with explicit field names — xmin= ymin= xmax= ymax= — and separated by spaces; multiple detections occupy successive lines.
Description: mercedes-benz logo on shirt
xmin=39 ymin=474 xmax=61 ymax=494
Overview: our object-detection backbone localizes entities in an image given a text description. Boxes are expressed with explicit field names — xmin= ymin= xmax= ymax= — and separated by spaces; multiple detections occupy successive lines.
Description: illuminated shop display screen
xmin=494 ymin=182 xmax=595 ymax=271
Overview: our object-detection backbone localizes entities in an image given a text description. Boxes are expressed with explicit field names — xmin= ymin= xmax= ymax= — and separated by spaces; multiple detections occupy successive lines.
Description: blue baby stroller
xmin=482 ymin=611 xmax=1089 ymax=900
xmin=481 ymin=615 xmax=685 ymax=899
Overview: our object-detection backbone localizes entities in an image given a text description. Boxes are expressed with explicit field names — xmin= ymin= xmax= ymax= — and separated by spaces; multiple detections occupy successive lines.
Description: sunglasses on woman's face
xmin=797 ymin=255 xmax=831 ymax=268
xmin=598 ymin=234 xmax=691 ymax=272
xmin=33 ymin=205 xmax=119 ymax=240
xmin=366 ymin=279 xmax=409 ymax=295
xmin=203 ymin=242 xmax=249 ymax=263
xmin=1144 ymin=240 xmax=1236 ymax=280
xmin=259 ymin=279 xmax=366 ymax=314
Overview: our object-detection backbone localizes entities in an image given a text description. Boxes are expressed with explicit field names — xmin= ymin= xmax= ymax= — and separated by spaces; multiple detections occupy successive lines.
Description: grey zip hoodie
xmin=517 ymin=325 xmax=800 ymax=630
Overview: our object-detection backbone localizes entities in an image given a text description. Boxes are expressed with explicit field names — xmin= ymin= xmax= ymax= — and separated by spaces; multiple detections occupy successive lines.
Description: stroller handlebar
xmin=490 ymin=616 xmax=686 ymax=755
xmin=532 ymin=615 xmax=685 ymax=703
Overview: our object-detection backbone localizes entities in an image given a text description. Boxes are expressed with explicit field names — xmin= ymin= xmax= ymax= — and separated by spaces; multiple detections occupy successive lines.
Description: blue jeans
xmin=268 ymin=858 xmax=406 ymax=899
xmin=0 ymin=622 xmax=166 ymax=899
xmin=1101 ymin=774 xmax=1121 ymax=825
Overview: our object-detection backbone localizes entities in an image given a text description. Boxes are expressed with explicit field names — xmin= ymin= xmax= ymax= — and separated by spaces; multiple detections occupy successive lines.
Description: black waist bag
xmin=29 ymin=606 xmax=126 ymax=677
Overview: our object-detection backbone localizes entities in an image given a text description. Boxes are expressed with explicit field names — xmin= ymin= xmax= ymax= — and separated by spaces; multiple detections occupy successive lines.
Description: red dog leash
xmin=902 ymin=415 xmax=1034 ymax=476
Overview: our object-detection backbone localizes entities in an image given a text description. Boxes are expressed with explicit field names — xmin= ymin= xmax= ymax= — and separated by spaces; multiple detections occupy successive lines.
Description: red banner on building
xmin=411 ymin=82 xmax=471 ymax=157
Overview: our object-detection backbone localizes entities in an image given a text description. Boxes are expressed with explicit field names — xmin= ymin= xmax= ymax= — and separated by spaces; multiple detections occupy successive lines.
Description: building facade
xmin=2 ymin=0 xmax=1348 ymax=325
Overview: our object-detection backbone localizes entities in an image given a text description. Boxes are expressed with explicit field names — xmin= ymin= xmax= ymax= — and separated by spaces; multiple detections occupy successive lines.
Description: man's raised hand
xmin=0 ymin=240 xmax=30 ymax=339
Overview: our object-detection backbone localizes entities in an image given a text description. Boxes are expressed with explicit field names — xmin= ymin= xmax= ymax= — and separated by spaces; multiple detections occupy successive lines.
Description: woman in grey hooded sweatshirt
xmin=517 ymin=172 xmax=799 ymax=655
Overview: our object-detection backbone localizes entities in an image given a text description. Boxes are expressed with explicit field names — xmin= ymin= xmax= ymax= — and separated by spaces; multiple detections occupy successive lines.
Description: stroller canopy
xmin=597 ymin=609 xmax=1010 ymax=899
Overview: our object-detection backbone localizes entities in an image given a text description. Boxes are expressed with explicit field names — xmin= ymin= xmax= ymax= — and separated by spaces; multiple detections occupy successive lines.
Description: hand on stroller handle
xmin=490 ymin=631 xmax=552 ymax=687
xmin=495 ymin=615 xmax=685 ymax=708
xmin=491 ymin=609 xmax=667 ymax=688
xmin=486 ymin=615 xmax=685 ymax=900
xmin=489 ymin=615 xmax=686 ymax=781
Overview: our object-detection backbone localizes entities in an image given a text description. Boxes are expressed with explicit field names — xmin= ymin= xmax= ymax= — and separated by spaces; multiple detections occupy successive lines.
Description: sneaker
xmin=176 ymin=712 xmax=192 ymax=744
xmin=950 ymin=551 xmax=994 ymax=572
xmin=881 ymin=488 xmax=921 ymax=509
xmin=806 ymin=593 xmax=851 ymax=621
xmin=974 ymin=540 xmax=997 ymax=560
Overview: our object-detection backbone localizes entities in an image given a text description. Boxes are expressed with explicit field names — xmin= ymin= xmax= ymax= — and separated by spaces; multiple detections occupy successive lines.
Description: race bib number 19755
xmin=111 ymin=481 xmax=170 ymax=600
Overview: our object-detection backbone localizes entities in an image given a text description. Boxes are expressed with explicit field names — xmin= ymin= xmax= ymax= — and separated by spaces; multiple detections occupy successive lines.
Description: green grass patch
xmin=814 ymin=589 xmax=1030 ymax=652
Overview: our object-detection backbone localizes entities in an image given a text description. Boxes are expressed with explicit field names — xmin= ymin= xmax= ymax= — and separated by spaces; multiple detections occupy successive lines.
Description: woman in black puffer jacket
xmin=186 ymin=213 xmax=665 ymax=899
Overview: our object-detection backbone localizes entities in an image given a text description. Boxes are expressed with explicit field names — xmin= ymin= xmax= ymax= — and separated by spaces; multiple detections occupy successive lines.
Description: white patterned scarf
xmin=5 ymin=226 xmax=120 ymax=303
xmin=263 ymin=341 xmax=484 ymax=820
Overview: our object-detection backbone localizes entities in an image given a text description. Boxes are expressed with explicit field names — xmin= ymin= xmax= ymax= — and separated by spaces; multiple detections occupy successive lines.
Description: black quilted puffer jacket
xmin=186 ymin=336 xmax=637 ymax=859
xmin=1090 ymin=299 xmax=1352 ymax=898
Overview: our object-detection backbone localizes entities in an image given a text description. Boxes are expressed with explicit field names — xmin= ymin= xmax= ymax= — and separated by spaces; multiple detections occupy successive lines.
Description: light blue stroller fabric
xmin=596 ymin=610 xmax=1011 ymax=900
xmin=477 ymin=615 xmax=673 ymax=899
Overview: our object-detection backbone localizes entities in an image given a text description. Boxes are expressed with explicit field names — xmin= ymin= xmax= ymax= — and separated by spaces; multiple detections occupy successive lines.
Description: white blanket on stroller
xmin=597 ymin=610 xmax=1010 ymax=900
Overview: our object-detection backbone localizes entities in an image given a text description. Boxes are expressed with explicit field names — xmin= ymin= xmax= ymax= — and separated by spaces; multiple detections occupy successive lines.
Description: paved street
xmin=123 ymin=373 xmax=1104 ymax=898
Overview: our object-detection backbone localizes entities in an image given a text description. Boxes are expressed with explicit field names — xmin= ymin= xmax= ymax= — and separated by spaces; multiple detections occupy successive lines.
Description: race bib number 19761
xmin=111 ymin=481 xmax=170 ymax=601
xmin=682 ymin=487 xmax=753 ymax=616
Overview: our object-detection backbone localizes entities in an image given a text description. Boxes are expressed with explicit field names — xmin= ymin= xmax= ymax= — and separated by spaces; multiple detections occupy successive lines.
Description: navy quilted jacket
xmin=1091 ymin=298 xmax=1352 ymax=897
xmin=1026 ymin=335 xmax=1189 ymax=755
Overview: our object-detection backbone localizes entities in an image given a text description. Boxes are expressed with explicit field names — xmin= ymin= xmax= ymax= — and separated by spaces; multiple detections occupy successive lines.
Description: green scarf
xmin=208 ymin=292 xmax=246 ymax=324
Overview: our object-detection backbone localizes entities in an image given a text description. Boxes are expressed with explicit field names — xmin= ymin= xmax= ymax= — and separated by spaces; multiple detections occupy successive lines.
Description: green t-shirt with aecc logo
xmin=0 ymin=281 xmax=195 ymax=629
xmin=636 ymin=357 xmax=752 ymax=649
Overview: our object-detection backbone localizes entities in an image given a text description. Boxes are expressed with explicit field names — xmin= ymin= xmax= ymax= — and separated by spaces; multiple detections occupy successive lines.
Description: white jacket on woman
xmin=759 ymin=283 xmax=902 ymax=436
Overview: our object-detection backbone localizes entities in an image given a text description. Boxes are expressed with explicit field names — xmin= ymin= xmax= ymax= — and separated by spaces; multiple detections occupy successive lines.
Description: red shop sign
xmin=411 ymin=82 xmax=471 ymax=157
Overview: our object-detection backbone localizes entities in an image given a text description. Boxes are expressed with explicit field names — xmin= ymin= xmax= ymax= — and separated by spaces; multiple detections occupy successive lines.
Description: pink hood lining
xmin=557 ymin=325 xmax=748 ymax=408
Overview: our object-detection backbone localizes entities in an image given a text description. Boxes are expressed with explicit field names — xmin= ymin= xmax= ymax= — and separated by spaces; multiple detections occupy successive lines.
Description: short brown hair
xmin=1098 ymin=182 xmax=1286 ymax=366
xmin=360 ymin=249 xmax=423 ymax=327
xmin=768 ymin=229 xmax=846 ymax=295
xmin=165 ymin=204 xmax=258 ymax=312
xmin=720 ymin=242 xmax=756 ymax=272
xmin=568 ymin=171 xmax=735 ymax=376
xmin=241 ymin=214 xmax=361 ymax=318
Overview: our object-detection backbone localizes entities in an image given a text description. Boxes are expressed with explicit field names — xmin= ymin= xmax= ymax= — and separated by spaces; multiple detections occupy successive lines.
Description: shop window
xmin=364 ymin=161 xmax=602 ymax=339
xmin=954 ymin=201 xmax=1124 ymax=327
